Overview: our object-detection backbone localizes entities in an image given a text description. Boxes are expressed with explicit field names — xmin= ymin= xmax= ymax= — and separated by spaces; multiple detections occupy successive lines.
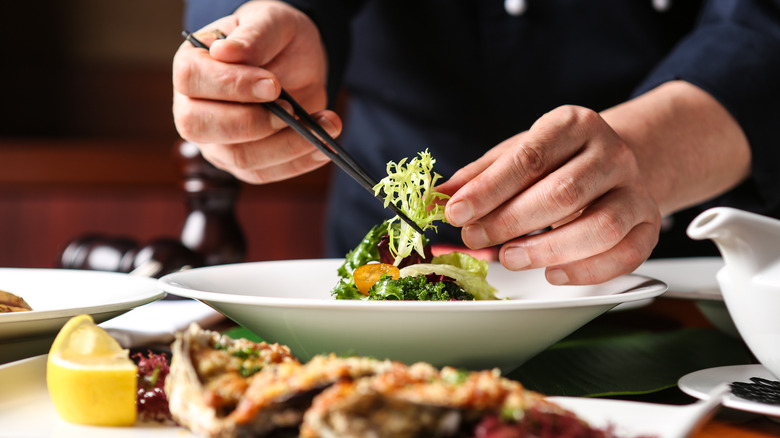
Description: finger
xmin=461 ymin=135 xmax=629 ymax=248
xmin=173 ymin=93 xmax=297 ymax=144
xmin=196 ymin=110 xmax=340 ymax=173
xmin=436 ymin=137 xmax=517 ymax=196
xmin=172 ymin=46 xmax=280 ymax=103
xmin=209 ymin=5 xmax=290 ymax=66
xmin=541 ymin=220 xmax=659 ymax=285
xmin=497 ymin=185 xmax=658 ymax=271
xmin=445 ymin=106 xmax=598 ymax=228
xmin=210 ymin=148 xmax=332 ymax=185
xmin=210 ymin=3 xmax=325 ymax=94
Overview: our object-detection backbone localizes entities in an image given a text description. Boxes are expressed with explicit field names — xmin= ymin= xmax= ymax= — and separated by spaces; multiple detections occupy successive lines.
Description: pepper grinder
xmin=176 ymin=141 xmax=246 ymax=266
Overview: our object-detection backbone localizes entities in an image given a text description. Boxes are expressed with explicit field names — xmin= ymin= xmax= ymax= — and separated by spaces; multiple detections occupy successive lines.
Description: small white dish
xmin=679 ymin=364 xmax=780 ymax=418
xmin=551 ymin=386 xmax=728 ymax=438
xmin=159 ymin=259 xmax=666 ymax=371
xmin=0 ymin=268 xmax=164 ymax=363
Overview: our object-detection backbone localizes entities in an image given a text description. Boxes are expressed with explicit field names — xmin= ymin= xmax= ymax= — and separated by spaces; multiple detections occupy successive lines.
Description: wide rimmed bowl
xmin=159 ymin=259 xmax=666 ymax=371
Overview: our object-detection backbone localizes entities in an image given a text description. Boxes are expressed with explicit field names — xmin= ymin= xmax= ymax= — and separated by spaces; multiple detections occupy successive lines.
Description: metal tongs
xmin=183 ymin=31 xmax=424 ymax=235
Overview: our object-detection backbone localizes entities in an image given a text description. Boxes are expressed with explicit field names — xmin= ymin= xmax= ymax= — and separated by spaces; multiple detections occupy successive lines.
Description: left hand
xmin=437 ymin=105 xmax=662 ymax=285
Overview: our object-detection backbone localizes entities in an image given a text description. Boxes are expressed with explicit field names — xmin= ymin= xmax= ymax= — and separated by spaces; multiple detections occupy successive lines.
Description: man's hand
xmin=439 ymin=105 xmax=661 ymax=285
xmin=172 ymin=1 xmax=342 ymax=184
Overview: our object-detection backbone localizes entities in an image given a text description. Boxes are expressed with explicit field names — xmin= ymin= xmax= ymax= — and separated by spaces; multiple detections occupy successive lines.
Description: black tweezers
xmin=183 ymin=31 xmax=424 ymax=235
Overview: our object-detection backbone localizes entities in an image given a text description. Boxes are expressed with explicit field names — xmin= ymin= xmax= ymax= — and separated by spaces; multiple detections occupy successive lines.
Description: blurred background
xmin=0 ymin=0 xmax=331 ymax=269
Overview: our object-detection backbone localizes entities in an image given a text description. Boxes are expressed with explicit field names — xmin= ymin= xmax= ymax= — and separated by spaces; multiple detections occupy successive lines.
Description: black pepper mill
xmin=176 ymin=141 xmax=246 ymax=266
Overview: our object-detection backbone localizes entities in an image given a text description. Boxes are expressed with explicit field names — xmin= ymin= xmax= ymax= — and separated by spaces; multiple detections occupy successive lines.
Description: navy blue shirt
xmin=185 ymin=0 xmax=780 ymax=258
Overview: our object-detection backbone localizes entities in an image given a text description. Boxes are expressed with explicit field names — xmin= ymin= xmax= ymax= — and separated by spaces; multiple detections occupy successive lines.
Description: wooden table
xmin=699 ymin=419 xmax=780 ymax=437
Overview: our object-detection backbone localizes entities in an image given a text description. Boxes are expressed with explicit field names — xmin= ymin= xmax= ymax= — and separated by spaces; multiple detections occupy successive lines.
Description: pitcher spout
xmin=687 ymin=207 xmax=780 ymax=278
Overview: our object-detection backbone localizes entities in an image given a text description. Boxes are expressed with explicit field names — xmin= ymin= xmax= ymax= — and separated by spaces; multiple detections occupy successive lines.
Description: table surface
xmin=5 ymin=295 xmax=779 ymax=436
xmin=606 ymin=298 xmax=780 ymax=437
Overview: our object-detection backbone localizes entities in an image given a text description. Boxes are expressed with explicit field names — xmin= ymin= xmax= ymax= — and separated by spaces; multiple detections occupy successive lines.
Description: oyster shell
xmin=165 ymin=323 xmax=297 ymax=437
xmin=0 ymin=290 xmax=32 ymax=313
xmin=299 ymin=364 xmax=558 ymax=438
xmin=167 ymin=325 xmax=596 ymax=438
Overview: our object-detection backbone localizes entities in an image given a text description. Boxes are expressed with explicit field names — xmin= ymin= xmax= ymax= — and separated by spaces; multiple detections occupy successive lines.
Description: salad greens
xmin=337 ymin=220 xmax=389 ymax=279
xmin=368 ymin=276 xmax=475 ymax=301
xmin=399 ymin=253 xmax=496 ymax=301
xmin=331 ymin=150 xmax=498 ymax=301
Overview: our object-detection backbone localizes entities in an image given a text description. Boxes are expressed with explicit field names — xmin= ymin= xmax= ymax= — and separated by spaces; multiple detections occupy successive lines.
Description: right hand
xmin=172 ymin=1 xmax=342 ymax=184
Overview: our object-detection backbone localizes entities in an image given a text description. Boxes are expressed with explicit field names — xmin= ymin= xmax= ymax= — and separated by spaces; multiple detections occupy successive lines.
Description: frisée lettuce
xmin=374 ymin=150 xmax=449 ymax=265
xmin=331 ymin=150 xmax=498 ymax=301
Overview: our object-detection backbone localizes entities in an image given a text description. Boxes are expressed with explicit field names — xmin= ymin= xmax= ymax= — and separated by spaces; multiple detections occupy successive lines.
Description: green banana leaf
xmin=508 ymin=327 xmax=752 ymax=397
xmin=224 ymin=326 xmax=752 ymax=398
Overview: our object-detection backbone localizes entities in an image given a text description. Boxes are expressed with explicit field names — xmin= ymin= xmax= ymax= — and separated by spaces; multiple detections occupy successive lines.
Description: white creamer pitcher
xmin=687 ymin=207 xmax=780 ymax=379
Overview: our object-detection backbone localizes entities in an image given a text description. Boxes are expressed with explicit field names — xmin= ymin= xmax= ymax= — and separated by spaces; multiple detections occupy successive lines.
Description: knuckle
xmin=551 ymin=104 xmax=589 ymax=126
xmin=549 ymin=105 xmax=602 ymax=138
xmin=490 ymin=215 xmax=519 ymax=246
xmin=172 ymin=55 xmax=196 ymax=95
xmin=621 ymin=241 xmax=647 ymax=270
xmin=173 ymin=107 xmax=199 ymax=141
xmin=511 ymin=142 xmax=546 ymax=179
xmin=244 ymin=169 xmax=271 ymax=185
xmin=591 ymin=210 xmax=627 ymax=246
xmin=219 ymin=71 xmax=247 ymax=98
xmin=548 ymin=176 xmax=580 ymax=212
xmin=226 ymin=143 xmax=252 ymax=170
xmin=532 ymin=234 xmax=566 ymax=264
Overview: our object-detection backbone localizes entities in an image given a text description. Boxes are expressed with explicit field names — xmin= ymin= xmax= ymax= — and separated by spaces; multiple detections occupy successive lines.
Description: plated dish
xmin=679 ymin=364 xmax=780 ymax=418
xmin=633 ymin=257 xmax=739 ymax=338
xmin=633 ymin=257 xmax=723 ymax=301
xmin=0 ymin=354 xmax=672 ymax=438
xmin=159 ymin=259 xmax=666 ymax=371
xmin=0 ymin=268 xmax=164 ymax=362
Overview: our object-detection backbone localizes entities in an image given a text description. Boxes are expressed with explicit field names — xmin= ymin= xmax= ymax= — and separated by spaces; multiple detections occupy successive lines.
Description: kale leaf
xmin=337 ymin=220 xmax=390 ymax=279
xmin=368 ymin=276 xmax=474 ymax=301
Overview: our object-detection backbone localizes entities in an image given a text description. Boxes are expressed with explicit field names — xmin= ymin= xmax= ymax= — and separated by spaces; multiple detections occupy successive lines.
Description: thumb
xmin=209 ymin=3 xmax=297 ymax=67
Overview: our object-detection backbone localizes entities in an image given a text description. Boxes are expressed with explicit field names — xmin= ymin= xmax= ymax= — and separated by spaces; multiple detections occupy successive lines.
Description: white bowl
xmin=159 ymin=259 xmax=666 ymax=371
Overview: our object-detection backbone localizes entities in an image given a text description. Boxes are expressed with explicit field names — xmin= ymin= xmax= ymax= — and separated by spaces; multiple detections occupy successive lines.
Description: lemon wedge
xmin=47 ymin=314 xmax=138 ymax=426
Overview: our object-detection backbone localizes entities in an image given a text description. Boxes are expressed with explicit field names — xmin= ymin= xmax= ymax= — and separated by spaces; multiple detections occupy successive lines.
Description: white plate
xmin=679 ymin=364 xmax=780 ymax=418
xmin=550 ymin=396 xmax=709 ymax=438
xmin=634 ymin=257 xmax=724 ymax=300
xmin=0 ymin=355 xmax=671 ymax=438
xmin=159 ymin=259 xmax=666 ymax=371
xmin=0 ymin=355 xmax=196 ymax=438
xmin=0 ymin=268 xmax=164 ymax=363
xmin=633 ymin=257 xmax=741 ymax=337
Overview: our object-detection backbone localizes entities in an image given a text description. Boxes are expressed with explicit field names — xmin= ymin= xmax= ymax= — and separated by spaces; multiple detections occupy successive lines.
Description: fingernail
xmin=503 ymin=247 xmax=531 ymax=269
xmin=547 ymin=269 xmax=569 ymax=285
xmin=462 ymin=223 xmax=490 ymax=248
xmin=448 ymin=200 xmax=474 ymax=226
xmin=270 ymin=100 xmax=293 ymax=130
xmin=311 ymin=150 xmax=330 ymax=162
xmin=253 ymin=78 xmax=277 ymax=100
xmin=316 ymin=115 xmax=338 ymax=137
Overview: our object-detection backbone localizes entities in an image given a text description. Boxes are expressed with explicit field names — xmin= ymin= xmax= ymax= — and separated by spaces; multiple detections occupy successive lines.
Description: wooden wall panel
xmin=0 ymin=183 xmax=329 ymax=269
xmin=0 ymin=1 xmax=332 ymax=271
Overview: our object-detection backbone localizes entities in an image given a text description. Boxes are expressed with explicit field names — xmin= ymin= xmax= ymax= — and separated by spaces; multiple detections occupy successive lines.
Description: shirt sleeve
xmin=183 ymin=0 xmax=246 ymax=31
xmin=633 ymin=0 xmax=780 ymax=216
